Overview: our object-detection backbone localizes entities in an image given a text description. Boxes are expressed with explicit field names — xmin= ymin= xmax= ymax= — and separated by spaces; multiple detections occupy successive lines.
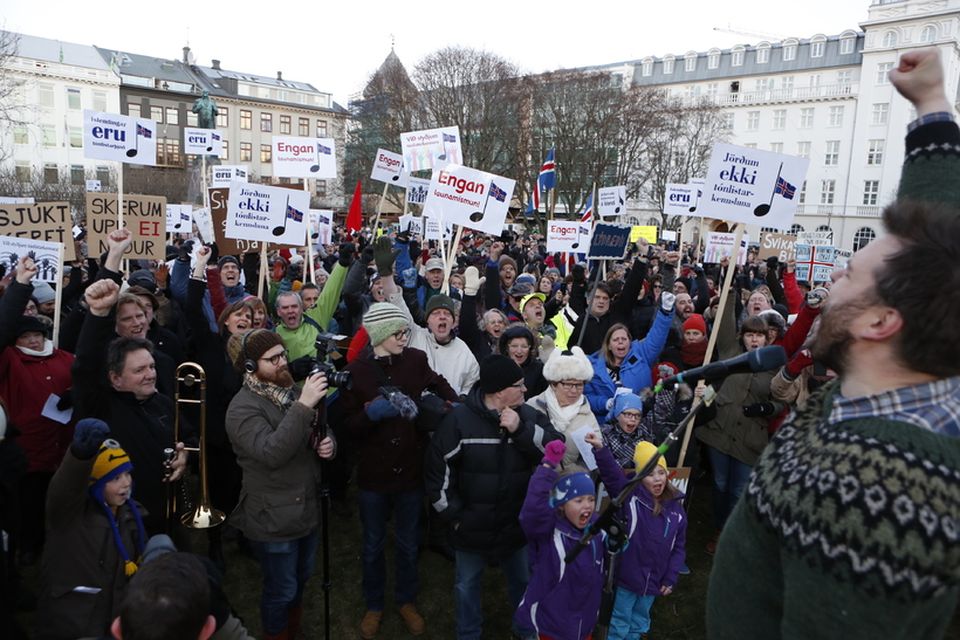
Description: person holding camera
xmin=224 ymin=329 xmax=336 ymax=640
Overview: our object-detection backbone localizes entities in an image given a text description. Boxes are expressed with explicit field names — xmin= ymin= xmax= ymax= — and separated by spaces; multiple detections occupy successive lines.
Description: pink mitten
xmin=543 ymin=440 xmax=566 ymax=466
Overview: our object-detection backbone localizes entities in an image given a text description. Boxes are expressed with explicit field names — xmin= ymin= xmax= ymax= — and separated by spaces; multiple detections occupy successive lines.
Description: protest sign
xmin=211 ymin=165 xmax=248 ymax=188
xmin=272 ymin=136 xmax=337 ymax=178
xmin=833 ymin=248 xmax=852 ymax=271
xmin=704 ymin=231 xmax=750 ymax=265
xmin=83 ymin=110 xmax=157 ymax=166
xmin=424 ymin=215 xmax=452 ymax=241
xmin=165 ymin=204 xmax=193 ymax=234
xmin=309 ymin=209 xmax=333 ymax=247
xmin=192 ymin=207 xmax=215 ymax=244
xmin=588 ymin=223 xmax=631 ymax=260
xmin=85 ymin=180 xmax=102 ymax=192
xmin=422 ymin=165 xmax=515 ymax=236
xmin=758 ymin=232 xmax=797 ymax=261
xmin=546 ymin=220 xmax=592 ymax=253
xmin=85 ymin=193 xmax=166 ymax=260
xmin=663 ymin=183 xmax=701 ymax=217
xmin=795 ymin=244 xmax=835 ymax=283
xmin=629 ymin=226 xmax=658 ymax=244
xmin=703 ymin=143 xmax=808 ymax=229
xmin=406 ymin=178 xmax=430 ymax=205
xmin=797 ymin=230 xmax=833 ymax=246
xmin=660 ymin=229 xmax=678 ymax=242
xmin=225 ymin=182 xmax=308 ymax=247
xmin=183 ymin=127 xmax=223 ymax=156
xmin=370 ymin=149 xmax=408 ymax=187
xmin=400 ymin=126 xmax=462 ymax=172
xmin=210 ymin=188 xmax=264 ymax=254
xmin=399 ymin=214 xmax=424 ymax=237
xmin=0 ymin=197 xmax=34 ymax=204
xmin=0 ymin=236 xmax=62 ymax=283
xmin=597 ymin=186 xmax=627 ymax=217
xmin=0 ymin=201 xmax=75 ymax=261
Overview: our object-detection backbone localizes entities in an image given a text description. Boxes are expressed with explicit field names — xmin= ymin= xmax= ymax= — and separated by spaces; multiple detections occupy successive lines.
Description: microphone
xmin=656 ymin=345 xmax=786 ymax=391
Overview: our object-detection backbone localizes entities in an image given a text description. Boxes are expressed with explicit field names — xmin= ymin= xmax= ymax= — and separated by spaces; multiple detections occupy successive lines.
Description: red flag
xmin=346 ymin=179 xmax=362 ymax=233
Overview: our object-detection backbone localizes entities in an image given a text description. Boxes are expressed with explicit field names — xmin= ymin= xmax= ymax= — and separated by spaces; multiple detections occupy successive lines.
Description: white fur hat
xmin=543 ymin=346 xmax=593 ymax=383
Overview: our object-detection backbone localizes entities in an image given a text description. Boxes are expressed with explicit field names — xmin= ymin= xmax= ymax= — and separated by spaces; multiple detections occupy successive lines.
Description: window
xmin=44 ymin=163 xmax=58 ymax=184
xmin=829 ymin=106 xmax=844 ymax=127
xmin=837 ymin=70 xmax=852 ymax=86
xmin=798 ymin=181 xmax=807 ymax=204
xmin=158 ymin=138 xmax=182 ymax=166
xmin=782 ymin=75 xmax=794 ymax=91
xmin=165 ymin=107 xmax=179 ymax=125
xmin=151 ymin=106 xmax=163 ymax=123
xmin=797 ymin=141 xmax=811 ymax=158
xmin=920 ymin=25 xmax=937 ymax=43
xmin=820 ymin=179 xmax=836 ymax=204
xmin=809 ymin=74 xmax=822 ymax=88
xmin=772 ymin=109 xmax=786 ymax=130
xmin=722 ymin=113 xmax=734 ymax=130
xmin=67 ymin=87 xmax=81 ymax=110
xmin=840 ymin=36 xmax=856 ymax=55
xmin=853 ymin=227 xmax=876 ymax=251
xmin=800 ymin=108 xmax=814 ymax=128
xmin=13 ymin=126 xmax=27 ymax=144
xmin=69 ymin=126 xmax=82 ymax=148
xmin=240 ymin=142 xmax=252 ymax=162
xmin=641 ymin=59 xmax=653 ymax=76
xmin=41 ymin=125 xmax=56 ymax=147
xmin=71 ymin=165 xmax=84 ymax=186
xmin=217 ymin=106 xmax=229 ymax=127
xmin=872 ymin=103 xmax=889 ymax=125
xmin=92 ymin=90 xmax=107 ymax=112
xmin=260 ymin=112 xmax=272 ymax=132
xmin=756 ymin=45 xmax=770 ymax=64
xmin=790 ymin=223 xmax=805 ymax=235
xmin=260 ymin=144 xmax=272 ymax=163
xmin=743 ymin=143 xmax=757 ymax=149
xmin=187 ymin=111 xmax=198 ymax=127
xmin=240 ymin=109 xmax=252 ymax=130
xmin=707 ymin=50 xmax=720 ymax=69
xmin=220 ymin=140 xmax=229 ymax=161
xmin=316 ymin=180 xmax=327 ymax=198
xmin=867 ymin=139 xmax=884 ymax=165
xmin=816 ymin=225 xmax=833 ymax=235
xmin=876 ymin=62 xmax=893 ymax=85
xmin=663 ymin=56 xmax=674 ymax=74
xmin=15 ymin=162 xmax=31 ymax=182
xmin=706 ymin=83 xmax=718 ymax=99
xmin=770 ymin=142 xmax=783 ymax=154
xmin=882 ymin=31 xmax=898 ymax=48
xmin=685 ymin=53 xmax=696 ymax=72
xmin=746 ymin=111 xmax=760 ymax=130
xmin=299 ymin=117 xmax=310 ymax=136
xmin=38 ymin=83 xmax=54 ymax=108
xmin=316 ymin=120 xmax=327 ymax=137
xmin=783 ymin=41 xmax=797 ymax=61
xmin=731 ymin=47 xmax=744 ymax=66
xmin=280 ymin=115 xmax=291 ymax=134
xmin=755 ymin=77 xmax=774 ymax=92
xmin=862 ymin=180 xmax=880 ymax=205
xmin=810 ymin=37 xmax=825 ymax=58
xmin=824 ymin=140 xmax=840 ymax=165
xmin=96 ymin=166 xmax=110 ymax=184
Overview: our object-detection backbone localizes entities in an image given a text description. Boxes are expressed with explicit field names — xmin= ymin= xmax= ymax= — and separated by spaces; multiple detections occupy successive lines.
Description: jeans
xmin=454 ymin=546 xmax=531 ymax=640
xmin=607 ymin=586 xmax=655 ymax=639
xmin=358 ymin=488 xmax=422 ymax=610
xmin=248 ymin=530 xmax=319 ymax=634
xmin=707 ymin=446 xmax=754 ymax=529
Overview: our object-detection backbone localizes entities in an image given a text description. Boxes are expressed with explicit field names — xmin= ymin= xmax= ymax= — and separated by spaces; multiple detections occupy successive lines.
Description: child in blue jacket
xmin=514 ymin=440 xmax=605 ymax=640
xmin=586 ymin=433 xmax=687 ymax=640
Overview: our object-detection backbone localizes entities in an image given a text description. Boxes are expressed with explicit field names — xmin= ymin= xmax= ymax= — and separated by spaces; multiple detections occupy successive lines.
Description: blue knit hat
xmin=606 ymin=392 xmax=644 ymax=424
xmin=549 ymin=472 xmax=595 ymax=508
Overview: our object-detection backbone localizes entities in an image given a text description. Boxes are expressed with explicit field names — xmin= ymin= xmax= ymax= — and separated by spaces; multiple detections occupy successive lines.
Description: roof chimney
xmin=212 ymin=59 xmax=221 ymax=70
xmin=277 ymin=71 xmax=283 ymax=81
xmin=182 ymin=46 xmax=190 ymax=63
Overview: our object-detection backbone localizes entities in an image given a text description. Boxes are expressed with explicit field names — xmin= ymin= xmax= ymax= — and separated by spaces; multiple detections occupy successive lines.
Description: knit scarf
xmin=681 ymin=340 xmax=708 ymax=367
xmin=244 ymin=373 xmax=297 ymax=411
xmin=90 ymin=486 xmax=146 ymax=577
xmin=16 ymin=339 xmax=54 ymax=357
xmin=543 ymin=386 xmax=584 ymax=435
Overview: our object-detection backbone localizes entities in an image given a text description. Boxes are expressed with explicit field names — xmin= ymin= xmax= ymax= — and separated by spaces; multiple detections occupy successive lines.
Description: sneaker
xmin=679 ymin=562 xmax=691 ymax=575
xmin=360 ymin=610 xmax=382 ymax=639
xmin=398 ymin=603 xmax=425 ymax=636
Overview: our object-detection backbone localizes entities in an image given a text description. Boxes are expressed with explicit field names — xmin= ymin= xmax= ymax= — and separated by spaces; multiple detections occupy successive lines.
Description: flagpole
xmin=443 ymin=224 xmax=464 ymax=295
xmin=117 ymin=160 xmax=127 ymax=274
xmin=258 ymin=243 xmax=268 ymax=300
xmin=304 ymin=180 xmax=316 ymax=284
xmin=372 ymin=182 xmax=388 ymax=236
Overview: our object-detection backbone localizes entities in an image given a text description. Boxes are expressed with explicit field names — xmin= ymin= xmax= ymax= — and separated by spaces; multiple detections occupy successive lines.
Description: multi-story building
xmin=596 ymin=0 xmax=960 ymax=251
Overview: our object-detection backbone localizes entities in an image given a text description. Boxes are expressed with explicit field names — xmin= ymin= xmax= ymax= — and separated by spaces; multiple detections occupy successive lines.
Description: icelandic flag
xmin=442 ymin=133 xmax=457 ymax=143
xmin=317 ymin=143 xmax=332 ymax=155
xmin=579 ymin=193 xmax=593 ymax=223
xmin=538 ymin=148 xmax=556 ymax=192
xmin=524 ymin=195 xmax=536 ymax=216
xmin=211 ymin=132 xmax=221 ymax=141
xmin=136 ymin=124 xmax=152 ymax=139
xmin=489 ymin=182 xmax=507 ymax=203
xmin=286 ymin=203 xmax=304 ymax=222
xmin=775 ymin=176 xmax=796 ymax=200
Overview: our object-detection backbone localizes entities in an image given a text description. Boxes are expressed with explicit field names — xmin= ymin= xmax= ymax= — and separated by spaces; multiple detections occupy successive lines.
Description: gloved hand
xmin=72 ymin=418 xmax=110 ymax=459
xmin=401 ymin=267 xmax=418 ymax=289
xmin=206 ymin=242 xmax=219 ymax=264
xmin=805 ymin=286 xmax=829 ymax=309
xmin=543 ymin=440 xmax=566 ymax=466
xmin=572 ymin=264 xmax=586 ymax=285
xmin=365 ymin=396 xmax=401 ymax=422
xmin=660 ymin=291 xmax=676 ymax=313
xmin=338 ymin=243 xmax=356 ymax=268
xmin=743 ymin=402 xmax=776 ymax=418
xmin=361 ymin=244 xmax=375 ymax=266
xmin=784 ymin=349 xmax=814 ymax=379
xmin=373 ymin=237 xmax=401 ymax=276
xmin=177 ymin=240 xmax=194 ymax=261
xmin=463 ymin=266 xmax=485 ymax=297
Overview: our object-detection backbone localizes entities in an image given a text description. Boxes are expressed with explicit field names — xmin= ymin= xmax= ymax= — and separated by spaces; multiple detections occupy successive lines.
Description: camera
xmin=309 ymin=360 xmax=352 ymax=390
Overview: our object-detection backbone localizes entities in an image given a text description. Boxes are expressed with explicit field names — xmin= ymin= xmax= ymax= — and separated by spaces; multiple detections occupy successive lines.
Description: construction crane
xmin=713 ymin=25 xmax=789 ymax=43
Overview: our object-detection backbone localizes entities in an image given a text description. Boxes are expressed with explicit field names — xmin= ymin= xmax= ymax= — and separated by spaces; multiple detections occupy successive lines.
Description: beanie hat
xmin=682 ymin=314 xmax=707 ymax=335
xmin=549 ymin=472 xmax=596 ymax=508
xmin=758 ymin=308 xmax=786 ymax=334
xmin=88 ymin=439 xmax=146 ymax=577
xmin=515 ymin=273 xmax=536 ymax=287
xmin=633 ymin=441 xmax=667 ymax=473
xmin=425 ymin=294 xmax=455 ymax=318
xmin=362 ymin=302 xmax=410 ymax=346
xmin=499 ymin=255 xmax=518 ymax=273
xmin=610 ymin=392 xmax=644 ymax=420
xmin=217 ymin=255 xmax=240 ymax=271
xmin=90 ymin=438 xmax=133 ymax=486
xmin=31 ymin=281 xmax=55 ymax=305
xmin=479 ymin=354 xmax=524 ymax=393
xmin=498 ymin=324 xmax=536 ymax=356
xmin=128 ymin=269 xmax=157 ymax=293
xmin=15 ymin=315 xmax=48 ymax=338
xmin=652 ymin=361 xmax=680 ymax=383
xmin=543 ymin=346 xmax=593 ymax=383
xmin=226 ymin=329 xmax=284 ymax=372
xmin=508 ymin=282 xmax=533 ymax=298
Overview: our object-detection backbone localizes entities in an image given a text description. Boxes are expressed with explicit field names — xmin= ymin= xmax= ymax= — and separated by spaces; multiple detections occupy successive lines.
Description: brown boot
xmin=288 ymin=605 xmax=304 ymax=639
xmin=398 ymin=603 xmax=425 ymax=636
xmin=360 ymin=610 xmax=382 ymax=639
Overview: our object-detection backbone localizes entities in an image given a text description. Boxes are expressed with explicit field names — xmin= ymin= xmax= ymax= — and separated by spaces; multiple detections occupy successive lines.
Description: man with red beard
xmin=707 ymin=48 xmax=960 ymax=640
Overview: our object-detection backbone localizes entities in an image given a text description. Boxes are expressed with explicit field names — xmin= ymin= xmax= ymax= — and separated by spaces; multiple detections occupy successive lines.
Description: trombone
xmin=166 ymin=362 xmax=225 ymax=529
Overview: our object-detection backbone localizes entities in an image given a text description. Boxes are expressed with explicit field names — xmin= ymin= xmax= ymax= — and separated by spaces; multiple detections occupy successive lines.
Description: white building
xmin=600 ymin=0 xmax=960 ymax=251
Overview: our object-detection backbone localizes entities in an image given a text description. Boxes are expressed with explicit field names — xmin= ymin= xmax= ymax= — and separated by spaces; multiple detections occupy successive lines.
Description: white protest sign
xmin=597 ymin=186 xmax=627 ymax=217
xmin=546 ymin=220 xmax=592 ymax=253
xmin=660 ymin=229 xmax=678 ymax=242
xmin=0 ymin=236 xmax=62 ymax=283
xmin=423 ymin=215 xmax=453 ymax=241
xmin=211 ymin=165 xmax=248 ymax=188
xmin=225 ymin=182 xmax=309 ymax=246
xmin=795 ymin=244 xmax=835 ymax=283
xmin=422 ymin=164 xmax=515 ymax=236
xmin=183 ymin=127 xmax=223 ymax=156
xmin=663 ymin=183 xmax=701 ymax=217
xmin=703 ymin=144 xmax=808 ymax=229
xmin=406 ymin=177 xmax=430 ymax=205
xmin=400 ymin=126 xmax=462 ymax=172
xmin=399 ymin=214 xmax=424 ymax=237
xmin=165 ymin=204 xmax=193 ymax=234
xmin=83 ymin=110 xmax=157 ymax=166
xmin=85 ymin=180 xmax=102 ymax=193
xmin=833 ymin=248 xmax=852 ymax=272
xmin=370 ymin=149 xmax=408 ymax=187
xmin=797 ymin=230 xmax=833 ymax=246
xmin=272 ymin=136 xmax=337 ymax=179
xmin=704 ymin=231 xmax=750 ymax=265
xmin=192 ymin=207 xmax=215 ymax=244
xmin=309 ymin=209 xmax=333 ymax=247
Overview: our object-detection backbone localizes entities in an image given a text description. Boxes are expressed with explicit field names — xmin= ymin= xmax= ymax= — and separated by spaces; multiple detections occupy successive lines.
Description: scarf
xmin=16 ymin=339 xmax=54 ymax=357
xmin=90 ymin=486 xmax=147 ymax=577
xmin=543 ymin=386 xmax=583 ymax=434
xmin=680 ymin=340 xmax=708 ymax=367
xmin=244 ymin=373 xmax=297 ymax=411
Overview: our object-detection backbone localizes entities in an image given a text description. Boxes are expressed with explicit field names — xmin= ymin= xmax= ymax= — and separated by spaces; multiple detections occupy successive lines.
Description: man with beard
xmin=707 ymin=48 xmax=960 ymax=640
xmin=224 ymin=329 xmax=335 ymax=640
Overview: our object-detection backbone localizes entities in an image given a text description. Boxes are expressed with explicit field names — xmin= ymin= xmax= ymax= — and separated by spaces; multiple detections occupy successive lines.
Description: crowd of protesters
xmin=0 ymin=47 xmax=958 ymax=640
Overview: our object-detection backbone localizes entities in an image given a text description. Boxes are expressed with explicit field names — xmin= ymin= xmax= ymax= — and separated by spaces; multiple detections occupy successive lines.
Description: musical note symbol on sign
xmin=272 ymin=197 xmax=290 ymax=236
xmin=754 ymin=163 xmax=792 ymax=217
xmin=614 ymin=194 xmax=625 ymax=214
xmin=689 ymin=189 xmax=701 ymax=213
xmin=310 ymin=142 xmax=331 ymax=173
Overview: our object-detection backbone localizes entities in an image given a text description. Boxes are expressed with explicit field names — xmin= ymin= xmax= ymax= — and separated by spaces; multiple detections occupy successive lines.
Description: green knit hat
xmin=363 ymin=303 xmax=410 ymax=346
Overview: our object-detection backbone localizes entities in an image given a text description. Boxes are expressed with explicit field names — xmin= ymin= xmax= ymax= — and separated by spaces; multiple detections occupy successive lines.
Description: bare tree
xmin=0 ymin=30 xmax=29 ymax=165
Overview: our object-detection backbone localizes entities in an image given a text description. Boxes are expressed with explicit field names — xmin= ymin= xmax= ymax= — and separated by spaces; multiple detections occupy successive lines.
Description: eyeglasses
xmin=392 ymin=328 xmax=411 ymax=340
xmin=556 ymin=381 xmax=585 ymax=391
xmin=260 ymin=350 xmax=288 ymax=366
xmin=653 ymin=285 xmax=663 ymax=289
xmin=510 ymin=381 xmax=527 ymax=389
xmin=619 ymin=411 xmax=642 ymax=422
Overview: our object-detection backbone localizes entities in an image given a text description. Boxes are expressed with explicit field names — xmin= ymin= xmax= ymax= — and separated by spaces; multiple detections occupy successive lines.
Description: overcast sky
xmin=6 ymin=1 xmax=870 ymax=105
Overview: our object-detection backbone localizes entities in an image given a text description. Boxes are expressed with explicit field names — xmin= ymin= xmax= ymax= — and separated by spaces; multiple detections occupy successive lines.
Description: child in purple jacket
xmin=514 ymin=440 xmax=606 ymax=640
xmin=586 ymin=433 xmax=687 ymax=640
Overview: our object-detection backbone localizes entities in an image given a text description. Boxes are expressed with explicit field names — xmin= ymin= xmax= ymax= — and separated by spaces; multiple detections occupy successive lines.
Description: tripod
xmin=311 ymin=405 xmax=333 ymax=640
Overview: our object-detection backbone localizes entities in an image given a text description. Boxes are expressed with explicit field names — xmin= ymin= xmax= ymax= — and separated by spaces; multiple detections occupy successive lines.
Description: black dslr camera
xmin=291 ymin=332 xmax=352 ymax=389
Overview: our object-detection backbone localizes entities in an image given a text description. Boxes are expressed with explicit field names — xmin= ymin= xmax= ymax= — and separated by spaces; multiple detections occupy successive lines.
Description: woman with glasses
xmin=527 ymin=347 xmax=599 ymax=468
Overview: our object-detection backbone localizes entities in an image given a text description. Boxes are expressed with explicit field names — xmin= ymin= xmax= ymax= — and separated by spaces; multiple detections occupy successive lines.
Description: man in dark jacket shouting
xmin=425 ymin=354 xmax=562 ymax=640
